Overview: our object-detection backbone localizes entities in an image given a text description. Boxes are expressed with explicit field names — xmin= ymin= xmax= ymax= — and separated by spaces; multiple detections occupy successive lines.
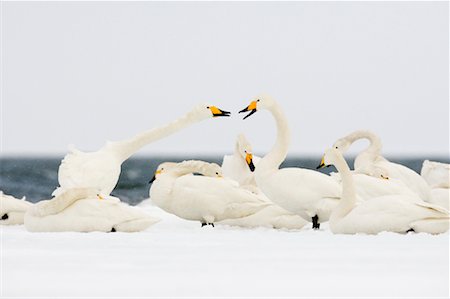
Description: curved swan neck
xmin=346 ymin=131 xmax=382 ymax=155
xmin=332 ymin=153 xmax=357 ymax=218
xmin=167 ymin=160 xmax=216 ymax=177
xmin=108 ymin=111 xmax=198 ymax=162
xmin=258 ymin=102 xmax=290 ymax=171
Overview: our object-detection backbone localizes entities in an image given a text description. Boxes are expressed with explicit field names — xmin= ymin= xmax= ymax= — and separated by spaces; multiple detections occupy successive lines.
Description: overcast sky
xmin=2 ymin=2 xmax=449 ymax=158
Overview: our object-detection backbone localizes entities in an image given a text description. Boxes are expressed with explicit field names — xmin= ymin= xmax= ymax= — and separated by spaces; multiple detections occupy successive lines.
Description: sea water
xmin=1 ymin=156 xmax=448 ymax=205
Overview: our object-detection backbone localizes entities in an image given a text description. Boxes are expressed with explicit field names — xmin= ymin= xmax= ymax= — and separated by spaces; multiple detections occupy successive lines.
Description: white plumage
xmin=238 ymin=95 xmax=341 ymax=228
xmin=149 ymin=160 xmax=270 ymax=226
xmin=332 ymin=130 xmax=431 ymax=201
xmin=25 ymin=188 xmax=159 ymax=232
xmin=0 ymin=191 xmax=33 ymax=225
xmin=220 ymin=134 xmax=307 ymax=229
xmin=320 ymin=148 xmax=449 ymax=235
xmin=53 ymin=104 xmax=230 ymax=197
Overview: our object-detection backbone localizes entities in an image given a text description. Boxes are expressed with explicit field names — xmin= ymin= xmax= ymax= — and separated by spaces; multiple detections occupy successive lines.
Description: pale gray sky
xmin=2 ymin=2 xmax=449 ymax=157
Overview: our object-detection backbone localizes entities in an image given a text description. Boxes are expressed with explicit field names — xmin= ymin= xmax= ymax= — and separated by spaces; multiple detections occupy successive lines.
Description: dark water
xmin=1 ymin=156 xmax=448 ymax=205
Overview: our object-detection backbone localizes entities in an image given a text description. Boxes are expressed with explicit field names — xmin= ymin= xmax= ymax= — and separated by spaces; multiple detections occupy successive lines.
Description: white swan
xmin=421 ymin=160 xmax=450 ymax=209
xmin=25 ymin=188 xmax=159 ymax=232
xmin=0 ymin=191 xmax=32 ymax=225
xmin=221 ymin=133 xmax=260 ymax=188
xmin=328 ymin=171 xmax=421 ymax=202
xmin=332 ymin=130 xmax=431 ymax=201
xmin=149 ymin=160 xmax=269 ymax=227
xmin=53 ymin=104 xmax=230 ymax=196
xmin=220 ymin=134 xmax=307 ymax=229
xmin=421 ymin=160 xmax=450 ymax=189
xmin=238 ymin=95 xmax=341 ymax=229
xmin=317 ymin=148 xmax=449 ymax=235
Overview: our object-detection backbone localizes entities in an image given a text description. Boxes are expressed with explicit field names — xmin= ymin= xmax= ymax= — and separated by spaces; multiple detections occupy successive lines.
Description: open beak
xmin=238 ymin=101 xmax=258 ymax=120
xmin=209 ymin=106 xmax=231 ymax=117
xmin=246 ymin=153 xmax=255 ymax=172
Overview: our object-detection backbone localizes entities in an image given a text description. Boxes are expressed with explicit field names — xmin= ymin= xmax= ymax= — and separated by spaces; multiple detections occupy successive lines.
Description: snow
xmin=2 ymin=201 xmax=449 ymax=297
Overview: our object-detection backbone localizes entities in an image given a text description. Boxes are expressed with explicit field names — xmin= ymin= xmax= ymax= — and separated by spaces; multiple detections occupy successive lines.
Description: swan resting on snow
xmin=421 ymin=160 xmax=450 ymax=210
xmin=220 ymin=134 xmax=307 ymax=229
xmin=25 ymin=188 xmax=159 ymax=232
xmin=149 ymin=160 xmax=270 ymax=227
xmin=332 ymin=130 xmax=431 ymax=202
xmin=317 ymin=148 xmax=449 ymax=235
xmin=0 ymin=191 xmax=32 ymax=225
xmin=53 ymin=104 xmax=230 ymax=197
xmin=238 ymin=95 xmax=341 ymax=229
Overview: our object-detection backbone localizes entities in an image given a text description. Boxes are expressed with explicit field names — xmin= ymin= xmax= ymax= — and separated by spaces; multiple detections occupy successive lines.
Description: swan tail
xmin=271 ymin=215 xmax=308 ymax=230
xmin=113 ymin=217 xmax=160 ymax=232
xmin=410 ymin=218 xmax=449 ymax=234
xmin=31 ymin=188 xmax=98 ymax=217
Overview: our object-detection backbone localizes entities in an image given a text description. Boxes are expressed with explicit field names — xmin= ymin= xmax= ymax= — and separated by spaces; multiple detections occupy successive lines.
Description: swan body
xmin=329 ymin=172 xmax=421 ymax=202
xmin=220 ymin=134 xmax=307 ymax=229
xmin=149 ymin=160 xmax=270 ymax=226
xmin=319 ymin=148 xmax=449 ymax=235
xmin=427 ymin=188 xmax=449 ymax=210
xmin=421 ymin=160 xmax=450 ymax=189
xmin=0 ymin=191 xmax=32 ymax=225
xmin=332 ymin=130 xmax=431 ymax=201
xmin=53 ymin=104 xmax=230 ymax=196
xmin=25 ymin=188 xmax=159 ymax=232
xmin=239 ymin=95 xmax=341 ymax=228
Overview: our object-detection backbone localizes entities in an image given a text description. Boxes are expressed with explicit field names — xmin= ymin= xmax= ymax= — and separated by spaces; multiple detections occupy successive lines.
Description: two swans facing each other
xmin=149 ymin=160 xmax=271 ymax=227
xmin=318 ymin=148 xmax=449 ymax=235
xmin=53 ymin=104 xmax=230 ymax=197
xmin=0 ymin=191 xmax=33 ymax=225
xmin=25 ymin=188 xmax=159 ymax=232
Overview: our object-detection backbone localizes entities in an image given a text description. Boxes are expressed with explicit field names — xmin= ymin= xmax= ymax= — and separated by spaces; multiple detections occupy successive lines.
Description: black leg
xmin=111 ymin=227 xmax=116 ymax=232
xmin=201 ymin=222 xmax=207 ymax=227
xmin=1 ymin=214 xmax=8 ymax=220
xmin=406 ymin=228 xmax=415 ymax=233
xmin=312 ymin=215 xmax=320 ymax=230
xmin=210 ymin=223 xmax=215 ymax=228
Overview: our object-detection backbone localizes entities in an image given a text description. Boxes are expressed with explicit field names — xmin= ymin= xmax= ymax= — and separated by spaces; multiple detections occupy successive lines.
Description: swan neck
xmin=348 ymin=131 xmax=382 ymax=154
xmin=258 ymin=103 xmax=290 ymax=171
xmin=168 ymin=160 xmax=215 ymax=177
xmin=110 ymin=112 xmax=197 ymax=162
xmin=333 ymin=154 xmax=357 ymax=218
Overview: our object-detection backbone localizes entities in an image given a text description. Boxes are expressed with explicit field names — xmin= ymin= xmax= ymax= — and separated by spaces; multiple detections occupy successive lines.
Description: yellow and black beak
xmin=209 ymin=106 xmax=231 ymax=117
xmin=245 ymin=153 xmax=256 ymax=172
xmin=316 ymin=156 xmax=327 ymax=170
xmin=149 ymin=170 xmax=161 ymax=184
xmin=238 ymin=101 xmax=258 ymax=120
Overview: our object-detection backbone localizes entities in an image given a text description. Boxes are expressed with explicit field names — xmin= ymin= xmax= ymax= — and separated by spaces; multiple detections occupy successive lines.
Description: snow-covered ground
xmin=2 ymin=200 xmax=449 ymax=297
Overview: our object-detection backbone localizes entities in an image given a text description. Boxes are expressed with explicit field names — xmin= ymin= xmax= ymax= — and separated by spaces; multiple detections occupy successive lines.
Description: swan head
xmin=236 ymin=134 xmax=255 ymax=172
xmin=149 ymin=161 xmax=223 ymax=184
xmin=238 ymin=94 xmax=275 ymax=119
xmin=332 ymin=137 xmax=352 ymax=153
xmin=149 ymin=162 xmax=176 ymax=184
xmin=189 ymin=104 xmax=231 ymax=121
xmin=316 ymin=148 xmax=340 ymax=169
